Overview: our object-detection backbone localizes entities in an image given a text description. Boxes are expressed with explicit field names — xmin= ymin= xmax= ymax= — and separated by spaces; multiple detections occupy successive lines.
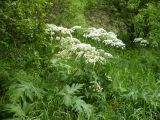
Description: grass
xmin=104 ymin=47 xmax=160 ymax=119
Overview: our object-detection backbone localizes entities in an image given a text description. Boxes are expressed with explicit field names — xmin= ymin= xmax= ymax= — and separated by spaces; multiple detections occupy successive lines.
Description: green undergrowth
xmin=0 ymin=0 xmax=160 ymax=120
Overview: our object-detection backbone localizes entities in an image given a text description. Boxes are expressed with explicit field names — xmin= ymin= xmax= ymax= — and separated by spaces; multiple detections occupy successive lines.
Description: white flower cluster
xmin=45 ymin=24 xmax=114 ymax=64
xmin=83 ymin=28 xmax=125 ymax=49
xmin=134 ymin=38 xmax=149 ymax=46
xmin=46 ymin=24 xmax=74 ymax=37
xmin=71 ymin=43 xmax=113 ymax=64
xmin=103 ymin=39 xmax=125 ymax=49
xmin=103 ymin=32 xmax=125 ymax=49
xmin=83 ymin=27 xmax=107 ymax=41
xmin=56 ymin=37 xmax=112 ymax=64
xmin=57 ymin=37 xmax=81 ymax=47
xmin=46 ymin=24 xmax=82 ymax=38
xmin=89 ymin=81 xmax=103 ymax=93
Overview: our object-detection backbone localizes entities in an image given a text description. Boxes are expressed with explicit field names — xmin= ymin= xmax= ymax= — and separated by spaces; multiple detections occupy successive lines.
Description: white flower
xmin=134 ymin=38 xmax=149 ymax=46
xmin=103 ymin=39 xmax=125 ymax=48
xmin=140 ymin=40 xmax=149 ymax=45
xmin=83 ymin=27 xmax=107 ymax=41
xmin=47 ymin=24 xmax=115 ymax=64
xmin=89 ymin=81 xmax=103 ymax=92
xmin=104 ymin=52 xmax=113 ymax=58
xmin=55 ymin=36 xmax=112 ymax=64
xmin=133 ymin=38 xmax=143 ymax=43
xmin=56 ymin=36 xmax=61 ymax=40
xmin=46 ymin=24 xmax=73 ymax=37
xmin=83 ymin=27 xmax=125 ymax=49
xmin=107 ymin=32 xmax=117 ymax=39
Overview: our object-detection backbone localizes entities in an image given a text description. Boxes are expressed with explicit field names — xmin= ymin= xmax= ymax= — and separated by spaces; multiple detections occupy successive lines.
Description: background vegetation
xmin=0 ymin=0 xmax=160 ymax=120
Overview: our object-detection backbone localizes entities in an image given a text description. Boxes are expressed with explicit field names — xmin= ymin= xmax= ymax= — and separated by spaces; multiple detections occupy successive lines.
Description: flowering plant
xmin=83 ymin=27 xmax=125 ymax=49
xmin=45 ymin=24 xmax=116 ymax=65
xmin=134 ymin=38 xmax=149 ymax=46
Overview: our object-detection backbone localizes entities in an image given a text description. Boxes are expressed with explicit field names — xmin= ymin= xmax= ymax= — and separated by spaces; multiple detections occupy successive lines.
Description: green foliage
xmin=1 ymin=71 xmax=43 ymax=118
xmin=0 ymin=0 xmax=48 ymax=45
xmin=91 ymin=0 xmax=160 ymax=45
xmin=107 ymin=48 xmax=160 ymax=119
xmin=134 ymin=3 xmax=160 ymax=45
xmin=59 ymin=84 xmax=92 ymax=118
xmin=0 ymin=0 xmax=160 ymax=120
xmin=49 ymin=0 xmax=88 ymax=27
xmin=62 ymin=0 xmax=88 ymax=26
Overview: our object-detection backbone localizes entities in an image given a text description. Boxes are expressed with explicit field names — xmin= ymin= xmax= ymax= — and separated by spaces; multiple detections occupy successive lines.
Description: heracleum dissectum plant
xmin=1 ymin=0 xmax=160 ymax=120
xmin=133 ymin=38 xmax=149 ymax=46
xmin=83 ymin=27 xmax=125 ymax=49
xmin=59 ymin=83 xmax=92 ymax=118
xmin=46 ymin=24 xmax=115 ymax=64
xmin=2 ymin=71 xmax=44 ymax=118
